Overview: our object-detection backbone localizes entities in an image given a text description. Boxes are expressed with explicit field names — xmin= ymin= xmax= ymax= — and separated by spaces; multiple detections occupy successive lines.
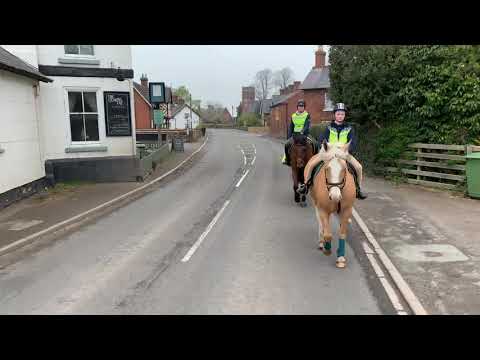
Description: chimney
xmin=294 ymin=81 xmax=301 ymax=90
xmin=288 ymin=84 xmax=294 ymax=93
xmin=140 ymin=73 xmax=148 ymax=89
xmin=280 ymin=88 xmax=285 ymax=95
xmin=314 ymin=46 xmax=326 ymax=69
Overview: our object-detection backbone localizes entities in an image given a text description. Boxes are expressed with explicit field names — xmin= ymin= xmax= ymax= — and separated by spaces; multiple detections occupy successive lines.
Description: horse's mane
xmin=292 ymin=133 xmax=308 ymax=146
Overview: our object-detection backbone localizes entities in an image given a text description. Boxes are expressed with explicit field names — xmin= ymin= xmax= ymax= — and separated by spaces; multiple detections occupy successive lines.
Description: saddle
xmin=307 ymin=136 xmax=319 ymax=154
xmin=304 ymin=154 xmax=358 ymax=193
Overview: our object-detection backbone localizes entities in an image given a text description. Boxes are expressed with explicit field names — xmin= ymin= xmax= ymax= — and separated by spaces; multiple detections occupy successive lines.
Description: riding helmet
xmin=297 ymin=99 xmax=305 ymax=107
xmin=333 ymin=103 xmax=347 ymax=113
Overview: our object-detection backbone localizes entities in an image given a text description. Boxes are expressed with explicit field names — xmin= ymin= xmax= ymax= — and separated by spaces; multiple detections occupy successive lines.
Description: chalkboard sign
xmin=104 ymin=92 xmax=132 ymax=136
xmin=172 ymin=136 xmax=184 ymax=152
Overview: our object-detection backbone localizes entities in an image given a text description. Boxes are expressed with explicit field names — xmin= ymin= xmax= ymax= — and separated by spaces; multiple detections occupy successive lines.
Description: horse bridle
xmin=326 ymin=177 xmax=346 ymax=191
xmin=325 ymin=154 xmax=347 ymax=191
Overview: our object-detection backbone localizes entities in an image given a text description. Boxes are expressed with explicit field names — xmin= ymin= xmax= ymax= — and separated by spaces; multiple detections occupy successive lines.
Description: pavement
xmin=356 ymin=176 xmax=480 ymax=315
xmin=0 ymin=129 xmax=390 ymax=314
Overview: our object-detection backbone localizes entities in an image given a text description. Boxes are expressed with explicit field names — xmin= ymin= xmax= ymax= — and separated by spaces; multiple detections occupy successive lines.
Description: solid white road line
xmin=235 ymin=169 xmax=250 ymax=188
xmin=362 ymin=241 xmax=375 ymax=254
xmin=365 ymin=253 xmax=386 ymax=279
xmin=379 ymin=277 xmax=406 ymax=314
xmin=365 ymin=246 xmax=406 ymax=314
xmin=181 ymin=200 xmax=231 ymax=262
xmin=241 ymin=149 xmax=246 ymax=165
xmin=252 ymin=156 xmax=256 ymax=165
xmin=0 ymin=136 xmax=209 ymax=258
xmin=352 ymin=207 xmax=428 ymax=315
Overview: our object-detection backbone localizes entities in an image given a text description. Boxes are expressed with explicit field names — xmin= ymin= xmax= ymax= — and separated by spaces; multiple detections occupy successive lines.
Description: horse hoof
xmin=336 ymin=257 xmax=346 ymax=268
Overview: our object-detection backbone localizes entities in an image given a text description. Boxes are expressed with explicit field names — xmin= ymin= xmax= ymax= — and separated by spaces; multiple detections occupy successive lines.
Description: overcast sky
xmin=132 ymin=45 xmax=329 ymax=116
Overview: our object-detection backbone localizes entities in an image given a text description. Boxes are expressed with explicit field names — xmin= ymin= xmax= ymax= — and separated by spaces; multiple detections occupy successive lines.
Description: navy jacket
xmin=288 ymin=112 xmax=311 ymax=138
xmin=318 ymin=121 xmax=357 ymax=154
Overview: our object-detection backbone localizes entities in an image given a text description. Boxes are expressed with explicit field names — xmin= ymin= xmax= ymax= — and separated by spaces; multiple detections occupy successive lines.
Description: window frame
xmin=65 ymin=88 xmax=102 ymax=145
xmin=64 ymin=45 xmax=96 ymax=58
xmin=324 ymin=91 xmax=334 ymax=111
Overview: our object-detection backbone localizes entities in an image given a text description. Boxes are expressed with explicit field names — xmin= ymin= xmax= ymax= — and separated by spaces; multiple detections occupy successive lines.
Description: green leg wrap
xmin=324 ymin=241 xmax=332 ymax=251
xmin=337 ymin=238 xmax=346 ymax=258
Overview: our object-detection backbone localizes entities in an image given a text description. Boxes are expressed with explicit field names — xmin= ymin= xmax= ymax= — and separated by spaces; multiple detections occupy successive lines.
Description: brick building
xmin=133 ymin=74 xmax=175 ymax=137
xmin=299 ymin=47 xmax=334 ymax=124
xmin=239 ymin=86 xmax=261 ymax=115
xmin=269 ymin=82 xmax=303 ymax=138
xmin=222 ymin=108 xmax=234 ymax=124
xmin=133 ymin=74 xmax=153 ymax=129
xmin=269 ymin=47 xmax=334 ymax=138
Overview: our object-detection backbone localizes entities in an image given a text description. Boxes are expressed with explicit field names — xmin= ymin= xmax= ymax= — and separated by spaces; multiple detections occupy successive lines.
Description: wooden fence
xmin=385 ymin=143 xmax=480 ymax=190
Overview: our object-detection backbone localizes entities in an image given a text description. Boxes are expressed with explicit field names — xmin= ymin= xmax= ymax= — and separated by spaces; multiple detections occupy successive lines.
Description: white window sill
xmin=58 ymin=57 xmax=100 ymax=65
xmin=65 ymin=145 xmax=108 ymax=153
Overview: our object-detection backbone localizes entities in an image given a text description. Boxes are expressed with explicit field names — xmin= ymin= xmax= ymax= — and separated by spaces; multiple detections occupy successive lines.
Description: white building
xmin=1 ymin=45 xmax=138 ymax=185
xmin=0 ymin=47 xmax=53 ymax=209
xmin=169 ymin=104 xmax=202 ymax=130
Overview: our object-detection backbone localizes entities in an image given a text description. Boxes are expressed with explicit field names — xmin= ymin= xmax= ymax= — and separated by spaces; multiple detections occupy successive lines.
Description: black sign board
xmin=172 ymin=136 xmax=184 ymax=152
xmin=104 ymin=92 xmax=132 ymax=136
xmin=149 ymin=82 xmax=166 ymax=104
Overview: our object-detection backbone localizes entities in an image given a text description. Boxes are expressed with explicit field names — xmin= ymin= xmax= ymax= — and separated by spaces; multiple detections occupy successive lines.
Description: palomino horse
xmin=289 ymin=133 xmax=315 ymax=207
xmin=304 ymin=141 xmax=356 ymax=268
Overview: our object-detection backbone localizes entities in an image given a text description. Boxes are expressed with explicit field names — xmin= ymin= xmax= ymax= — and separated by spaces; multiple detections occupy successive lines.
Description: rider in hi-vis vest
xmin=318 ymin=103 xmax=368 ymax=200
xmin=282 ymin=99 xmax=313 ymax=166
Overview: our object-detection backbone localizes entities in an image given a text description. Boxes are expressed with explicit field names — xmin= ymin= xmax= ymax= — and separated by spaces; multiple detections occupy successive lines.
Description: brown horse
xmin=289 ymin=133 xmax=315 ymax=207
xmin=304 ymin=141 xmax=356 ymax=268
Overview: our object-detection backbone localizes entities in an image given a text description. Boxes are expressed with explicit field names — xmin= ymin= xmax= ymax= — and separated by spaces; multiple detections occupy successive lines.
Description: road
xmin=0 ymin=129 xmax=393 ymax=314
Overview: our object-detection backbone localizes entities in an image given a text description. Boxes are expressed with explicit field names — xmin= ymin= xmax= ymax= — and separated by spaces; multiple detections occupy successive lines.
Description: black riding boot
xmin=357 ymin=187 xmax=368 ymax=200
xmin=349 ymin=164 xmax=368 ymax=200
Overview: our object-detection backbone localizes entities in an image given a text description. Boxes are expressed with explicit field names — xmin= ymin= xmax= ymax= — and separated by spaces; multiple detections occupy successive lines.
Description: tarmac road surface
xmin=0 ymin=129 xmax=393 ymax=314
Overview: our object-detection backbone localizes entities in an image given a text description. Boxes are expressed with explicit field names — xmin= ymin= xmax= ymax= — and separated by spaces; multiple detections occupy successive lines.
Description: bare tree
xmin=274 ymin=67 xmax=294 ymax=90
xmin=254 ymin=69 xmax=273 ymax=101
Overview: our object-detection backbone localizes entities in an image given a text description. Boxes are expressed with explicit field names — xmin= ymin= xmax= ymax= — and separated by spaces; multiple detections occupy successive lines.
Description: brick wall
xmin=269 ymin=89 xmax=333 ymax=138
xmin=303 ymin=89 xmax=334 ymax=125
xmin=270 ymin=105 xmax=287 ymax=138
xmin=134 ymin=90 xmax=152 ymax=129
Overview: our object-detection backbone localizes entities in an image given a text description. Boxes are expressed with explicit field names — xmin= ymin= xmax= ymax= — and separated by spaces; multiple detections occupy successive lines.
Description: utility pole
xmin=189 ymin=94 xmax=193 ymax=131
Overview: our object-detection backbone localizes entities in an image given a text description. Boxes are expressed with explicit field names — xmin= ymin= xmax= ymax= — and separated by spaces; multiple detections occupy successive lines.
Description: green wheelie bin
xmin=466 ymin=152 xmax=480 ymax=199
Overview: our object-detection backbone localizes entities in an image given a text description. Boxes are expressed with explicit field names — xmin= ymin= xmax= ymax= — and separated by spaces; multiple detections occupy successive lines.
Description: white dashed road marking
xmin=181 ymin=200 xmax=231 ymax=262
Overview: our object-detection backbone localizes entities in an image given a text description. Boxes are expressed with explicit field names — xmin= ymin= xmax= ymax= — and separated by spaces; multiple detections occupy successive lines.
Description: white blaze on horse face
xmin=327 ymin=158 xmax=344 ymax=202
xmin=329 ymin=187 xmax=342 ymax=202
